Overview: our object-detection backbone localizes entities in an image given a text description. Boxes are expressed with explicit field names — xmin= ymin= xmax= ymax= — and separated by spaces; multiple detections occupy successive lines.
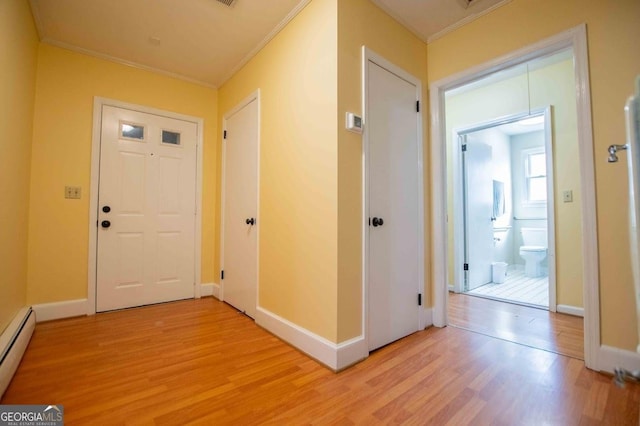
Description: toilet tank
xmin=521 ymin=227 xmax=547 ymax=247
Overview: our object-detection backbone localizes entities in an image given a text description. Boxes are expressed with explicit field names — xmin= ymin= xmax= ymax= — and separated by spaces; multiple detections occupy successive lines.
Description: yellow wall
xmin=428 ymin=0 xmax=640 ymax=350
xmin=0 ymin=0 xmax=39 ymax=333
xmin=445 ymin=57 xmax=583 ymax=307
xmin=218 ymin=0 xmax=427 ymax=343
xmin=218 ymin=0 xmax=339 ymax=341
xmin=27 ymin=44 xmax=218 ymax=305
xmin=336 ymin=0 xmax=428 ymax=341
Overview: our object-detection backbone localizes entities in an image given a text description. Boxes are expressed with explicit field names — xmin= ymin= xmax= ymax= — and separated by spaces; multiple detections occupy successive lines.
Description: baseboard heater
xmin=0 ymin=307 xmax=35 ymax=398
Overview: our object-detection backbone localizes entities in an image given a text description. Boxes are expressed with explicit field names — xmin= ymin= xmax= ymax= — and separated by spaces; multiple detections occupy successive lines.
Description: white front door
xmin=96 ymin=105 xmax=197 ymax=312
xmin=221 ymin=95 xmax=259 ymax=319
xmin=462 ymin=139 xmax=494 ymax=290
xmin=367 ymin=59 xmax=421 ymax=351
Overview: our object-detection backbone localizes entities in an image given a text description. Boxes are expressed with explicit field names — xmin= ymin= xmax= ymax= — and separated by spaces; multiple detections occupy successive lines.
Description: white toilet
xmin=519 ymin=227 xmax=548 ymax=278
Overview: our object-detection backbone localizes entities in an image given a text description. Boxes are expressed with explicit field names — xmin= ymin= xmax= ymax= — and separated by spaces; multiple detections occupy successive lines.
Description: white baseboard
xmin=32 ymin=299 xmax=88 ymax=322
xmin=255 ymin=306 xmax=368 ymax=371
xmin=598 ymin=345 xmax=640 ymax=374
xmin=211 ymin=283 xmax=220 ymax=300
xmin=201 ymin=282 xmax=219 ymax=299
xmin=421 ymin=307 xmax=433 ymax=328
xmin=556 ymin=304 xmax=584 ymax=317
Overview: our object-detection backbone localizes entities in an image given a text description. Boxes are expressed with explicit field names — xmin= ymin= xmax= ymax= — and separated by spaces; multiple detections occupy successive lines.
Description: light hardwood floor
xmin=2 ymin=298 xmax=638 ymax=425
xmin=449 ymin=292 xmax=584 ymax=359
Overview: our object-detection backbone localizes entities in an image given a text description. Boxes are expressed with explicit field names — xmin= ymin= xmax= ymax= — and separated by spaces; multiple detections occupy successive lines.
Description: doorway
xmin=220 ymin=91 xmax=260 ymax=319
xmin=94 ymin=102 xmax=200 ymax=312
xmin=430 ymin=26 xmax=598 ymax=367
xmin=455 ymin=110 xmax=556 ymax=310
xmin=363 ymin=48 xmax=424 ymax=351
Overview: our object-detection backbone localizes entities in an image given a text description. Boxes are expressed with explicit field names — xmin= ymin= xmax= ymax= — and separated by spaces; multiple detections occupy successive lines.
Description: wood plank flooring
xmin=449 ymin=292 xmax=584 ymax=359
xmin=2 ymin=297 xmax=638 ymax=425
xmin=467 ymin=264 xmax=549 ymax=307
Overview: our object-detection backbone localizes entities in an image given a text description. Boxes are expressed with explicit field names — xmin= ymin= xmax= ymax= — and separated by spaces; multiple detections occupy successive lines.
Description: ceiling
xmin=29 ymin=0 xmax=511 ymax=88
xmin=370 ymin=0 xmax=511 ymax=43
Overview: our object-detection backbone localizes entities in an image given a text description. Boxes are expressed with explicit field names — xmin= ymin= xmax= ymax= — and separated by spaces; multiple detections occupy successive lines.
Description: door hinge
xmin=418 ymin=293 xmax=422 ymax=306
xmin=223 ymin=130 xmax=227 ymax=139
xmin=416 ymin=100 xmax=420 ymax=113
xmin=463 ymin=263 xmax=469 ymax=271
xmin=221 ymin=270 xmax=224 ymax=280
xmin=461 ymin=144 xmax=467 ymax=152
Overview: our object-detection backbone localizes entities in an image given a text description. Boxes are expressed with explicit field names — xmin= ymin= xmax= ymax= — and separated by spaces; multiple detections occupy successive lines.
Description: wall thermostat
xmin=345 ymin=112 xmax=363 ymax=134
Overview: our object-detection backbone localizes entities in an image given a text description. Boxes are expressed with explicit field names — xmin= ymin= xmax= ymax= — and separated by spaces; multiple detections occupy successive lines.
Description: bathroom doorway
xmin=430 ymin=27 xmax=594 ymax=366
xmin=454 ymin=109 xmax=555 ymax=310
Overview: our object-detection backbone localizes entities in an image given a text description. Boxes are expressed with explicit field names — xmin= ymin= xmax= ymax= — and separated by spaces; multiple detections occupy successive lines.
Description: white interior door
xmin=463 ymin=139 xmax=494 ymax=290
xmin=97 ymin=105 xmax=197 ymax=312
xmin=221 ymin=96 xmax=259 ymax=319
xmin=367 ymin=59 xmax=421 ymax=351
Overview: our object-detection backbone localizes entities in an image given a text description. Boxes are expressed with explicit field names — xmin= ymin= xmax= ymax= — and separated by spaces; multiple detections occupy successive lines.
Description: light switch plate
xmin=65 ymin=186 xmax=81 ymax=199
xmin=562 ymin=190 xmax=573 ymax=203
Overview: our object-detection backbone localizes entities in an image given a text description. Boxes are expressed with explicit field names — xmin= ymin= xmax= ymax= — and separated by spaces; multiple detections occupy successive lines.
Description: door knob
xmin=245 ymin=218 xmax=255 ymax=226
xmin=102 ymin=206 xmax=111 ymax=213
xmin=101 ymin=220 xmax=111 ymax=228
xmin=372 ymin=217 xmax=384 ymax=227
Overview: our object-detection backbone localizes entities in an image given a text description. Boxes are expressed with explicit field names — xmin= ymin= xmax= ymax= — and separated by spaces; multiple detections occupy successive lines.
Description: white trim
xmin=362 ymin=47 xmax=426 ymax=348
xmin=429 ymin=25 xmax=600 ymax=369
xmin=218 ymin=0 xmax=312 ymax=87
xmin=32 ymin=299 xmax=88 ymax=322
xmin=556 ymin=304 xmax=584 ymax=317
xmin=421 ymin=307 xmax=434 ymax=328
xmin=31 ymin=0 xmax=312 ymax=89
xmin=452 ymin=132 xmax=464 ymax=294
xmin=572 ymin=24 xmax=601 ymax=373
xmin=543 ymin=108 xmax=558 ymax=313
xmin=426 ymin=1 xmax=514 ymax=44
xmin=255 ymin=307 xmax=368 ymax=371
xmin=598 ymin=345 xmax=640 ymax=375
xmin=41 ymin=39 xmax=216 ymax=89
xmin=88 ymin=97 xmax=204 ymax=315
xmin=28 ymin=0 xmax=45 ymax=40
xmin=200 ymin=283 xmax=216 ymax=298
xmin=368 ymin=0 xmax=512 ymax=45
xmin=220 ymin=90 xmax=261 ymax=314
xmin=210 ymin=283 xmax=221 ymax=300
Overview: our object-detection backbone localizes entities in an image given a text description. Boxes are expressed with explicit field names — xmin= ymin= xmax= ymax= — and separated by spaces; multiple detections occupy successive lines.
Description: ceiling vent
xmin=457 ymin=0 xmax=484 ymax=9
xmin=216 ymin=0 xmax=237 ymax=6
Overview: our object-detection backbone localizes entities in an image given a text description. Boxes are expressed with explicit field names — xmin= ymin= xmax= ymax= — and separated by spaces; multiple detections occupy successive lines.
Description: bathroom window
xmin=524 ymin=148 xmax=547 ymax=203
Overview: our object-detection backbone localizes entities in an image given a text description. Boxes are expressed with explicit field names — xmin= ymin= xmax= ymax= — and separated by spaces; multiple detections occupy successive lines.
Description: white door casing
xmin=431 ymin=25 xmax=598 ymax=369
xmin=221 ymin=92 xmax=259 ymax=319
xmin=463 ymin=139 xmax=494 ymax=290
xmin=96 ymin=105 xmax=197 ymax=312
xmin=364 ymin=50 xmax=423 ymax=352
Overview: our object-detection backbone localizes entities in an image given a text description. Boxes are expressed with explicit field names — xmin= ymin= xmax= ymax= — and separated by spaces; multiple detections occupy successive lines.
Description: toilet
xmin=519 ymin=227 xmax=548 ymax=277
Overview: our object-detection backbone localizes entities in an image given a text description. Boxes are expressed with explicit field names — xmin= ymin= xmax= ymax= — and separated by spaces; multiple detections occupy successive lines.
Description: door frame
xmin=219 ymin=90 xmax=261 ymax=306
xmin=429 ymin=24 xmax=600 ymax=369
xmin=452 ymin=108 xmax=557 ymax=311
xmin=362 ymin=47 xmax=426 ymax=348
xmin=88 ymin=97 xmax=204 ymax=315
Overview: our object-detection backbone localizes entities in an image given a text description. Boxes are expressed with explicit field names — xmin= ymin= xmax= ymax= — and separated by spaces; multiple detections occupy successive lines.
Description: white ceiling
xmin=370 ymin=0 xmax=511 ymax=43
xmin=29 ymin=0 xmax=511 ymax=88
